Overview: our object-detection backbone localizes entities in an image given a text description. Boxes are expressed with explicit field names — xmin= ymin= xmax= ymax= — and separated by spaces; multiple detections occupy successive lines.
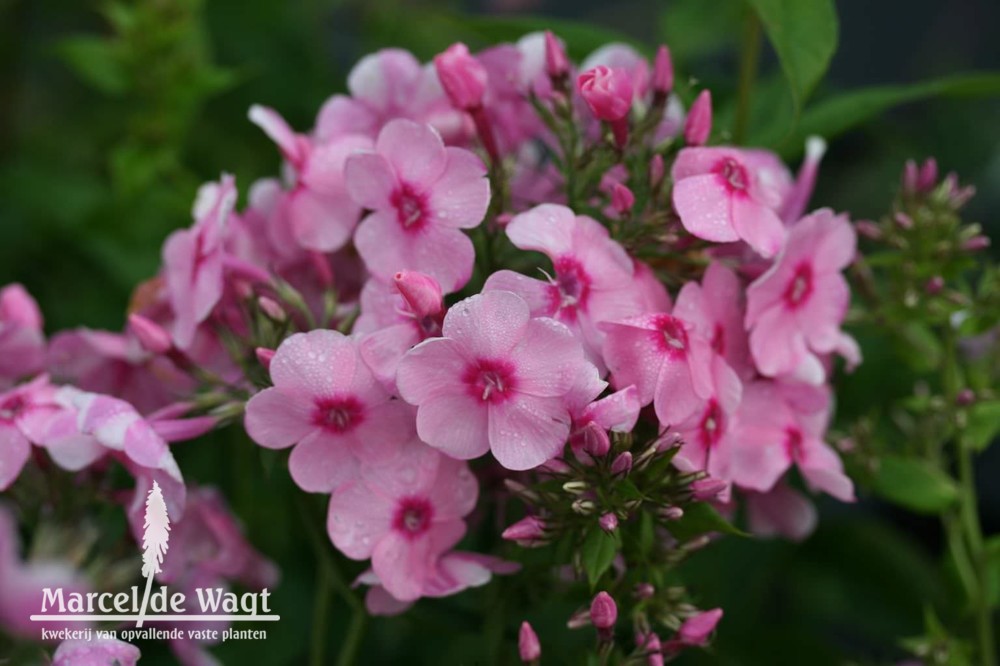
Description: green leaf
xmin=964 ymin=400 xmax=1000 ymax=452
xmin=56 ymin=37 xmax=127 ymax=95
xmin=669 ymin=502 xmax=747 ymax=542
xmin=743 ymin=0 xmax=838 ymax=116
xmin=660 ymin=0 xmax=741 ymax=62
xmin=756 ymin=72 xmax=1000 ymax=152
xmin=581 ymin=527 xmax=617 ymax=587
xmin=874 ymin=456 xmax=959 ymax=514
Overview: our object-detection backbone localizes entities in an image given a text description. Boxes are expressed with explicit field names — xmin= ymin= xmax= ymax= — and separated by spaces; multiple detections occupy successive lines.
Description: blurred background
xmin=1 ymin=0 xmax=998 ymax=663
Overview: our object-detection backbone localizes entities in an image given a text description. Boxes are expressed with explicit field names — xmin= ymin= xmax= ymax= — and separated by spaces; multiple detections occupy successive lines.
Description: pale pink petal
xmin=796 ymin=274 xmax=850 ymax=353
xmin=505 ymin=204 xmax=577 ymax=256
xmin=427 ymin=148 xmax=490 ymax=229
xmin=745 ymin=483 xmax=818 ymax=541
xmin=488 ymin=395 xmax=570 ymax=470
xmin=514 ymin=318 xmax=586 ymax=398
xmin=359 ymin=325 xmax=421 ymax=390
xmin=327 ymin=482 xmax=393 ymax=560
xmin=315 ymin=96 xmax=377 ymax=142
xmin=442 ymin=291 xmax=530 ymax=359
xmin=652 ymin=358 xmax=702 ymax=425
xmin=375 ymin=119 xmax=448 ymax=188
xmin=728 ymin=425 xmax=790 ymax=492
xmin=349 ymin=400 xmax=413 ymax=463
xmin=244 ymin=388 xmax=314 ymax=449
xmin=348 ymin=49 xmax=423 ymax=110
xmin=799 ymin=438 xmax=854 ymax=501
xmin=344 ymin=152 xmax=398 ymax=210
xmin=397 ymin=338 xmax=469 ymax=404
xmin=483 ymin=270 xmax=554 ymax=316
xmin=365 ymin=585 xmax=414 ymax=616
xmin=248 ymin=104 xmax=304 ymax=164
xmin=53 ymin=638 xmax=141 ymax=666
xmin=731 ymin=196 xmax=786 ymax=258
xmin=428 ymin=456 xmax=478 ymax=520
xmin=600 ymin=320 xmax=665 ymax=404
xmin=396 ymin=226 xmax=475 ymax=293
xmin=416 ymin=393 xmax=490 ymax=460
xmin=270 ymin=330 xmax=357 ymax=397
xmin=0 ymin=424 xmax=30 ymax=491
xmin=372 ymin=531 xmax=431 ymax=602
xmin=583 ymin=385 xmax=641 ymax=432
xmin=288 ymin=430 xmax=358 ymax=493
xmin=749 ymin=307 xmax=808 ymax=378
xmin=807 ymin=209 xmax=856 ymax=273
xmin=672 ymin=174 xmax=739 ymax=243
xmin=287 ymin=188 xmax=358 ymax=253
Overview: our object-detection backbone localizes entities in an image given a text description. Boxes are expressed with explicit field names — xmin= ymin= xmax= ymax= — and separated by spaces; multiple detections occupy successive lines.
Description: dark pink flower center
xmin=654 ymin=314 xmax=688 ymax=358
xmin=464 ymin=359 xmax=517 ymax=404
xmin=715 ymin=158 xmax=749 ymax=193
xmin=783 ymin=263 xmax=813 ymax=309
xmin=699 ymin=400 xmax=724 ymax=449
xmin=548 ymin=256 xmax=592 ymax=320
xmin=391 ymin=184 xmax=429 ymax=232
xmin=710 ymin=322 xmax=726 ymax=356
xmin=0 ymin=395 xmax=24 ymax=423
xmin=392 ymin=496 xmax=434 ymax=538
xmin=312 ymin=396 xmax=365 ymax=434
xmin=785 ymin=427 xmax=804 ymax=462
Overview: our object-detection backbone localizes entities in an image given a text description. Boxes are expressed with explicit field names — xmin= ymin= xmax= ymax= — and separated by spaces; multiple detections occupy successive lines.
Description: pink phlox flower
xmin=671 ymin=147 xmax=793 ymax=258
xmin=728 ymin=380 xmax=854 ymax=501
xmin=353 ymin=551 xmax=518 ymax=616
xmin=244 ymin=330 xmax=411 ymax=493
xmin=355 ymin=272 xmax=446 ymax=390
xmin=346 ymin=119 xmax=490 ymax=292
xmin=632 ymin=260 xmax=673 ymax=312
xmin=672 ymin=262 xmax=752 ymax=379
xmin=162 ymin=175 xmax=238 ymax=349
xmin=53 ymin=638 xmax=141 ymax=666
xmin=315 ymin=49 xmax=469 ymax=145
xmin=0 ymin=284 xmax=45 ymax=389
xmin=745 ymin=208 xmax=860 ymax=383
xmin=327 ymin=442 xmax=479 ymax=602
xmin=0 ymin=375 xmax=58 ymax=490
xmin=483 ymin=204 xmax=645 ymax=372
xmin=396 ymin=290 xmax=594 ymax=470
xmin=249 ymin=105 xmax=373 ymax=253
xmin=601 ymin=311 xmax=740 ymax=428
xmin=564 ymin=364 xmax=640 ymax=460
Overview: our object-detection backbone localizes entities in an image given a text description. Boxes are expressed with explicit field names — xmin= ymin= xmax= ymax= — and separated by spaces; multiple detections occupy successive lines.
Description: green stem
xmin=733 ymin=11 xmax=761 ymax=144
xmin=336 ymin=608 xmax=368 ymax=666
xmin=310 ymin=560 xmax=330 ymax=666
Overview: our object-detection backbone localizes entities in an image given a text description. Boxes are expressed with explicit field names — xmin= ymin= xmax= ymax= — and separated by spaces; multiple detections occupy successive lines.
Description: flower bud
xmin=659 ymin=506 xmax=684 ymax=521
xmin=962 ymin=235 xmax=991 ymax=252
xmin=691 ymin=477 xmax=727 ymax=502
xmin=634 ymin=583 xmax=655 ymax=599
xmin=434 ymin=43 xmax=488 ymax=111
xmin=855 ymin=220 xmax=882 ymax=240
xmin=544 ymin=31 xmax=569 ymax=79
xmin=893 ymin=212 xmax=914 ymax=230
xmin=610 ymin=451 xmax=633 ymax=477
xmin=562 ymin=480 xmax=587 ymax=495
xmin=394 ymin=271 xmax=443 ymax=318
xmin=502 ymin=516 xmax=546 ymax=544
xmin=519 ymin=621 xmax=541 ymax=662
xmin=599 ymin=512 xmax=619 ymax=532
xmin=255 ymin=347 xmax=275 ymax=370
xmin=637 ymin=631 xmax=664 ymax=666
xmin=571 ymin=499 xmax=596 ymax=515
xmin=924 ymin=276 xmax=945 ymax=295
xmin=257 ymin=296 xmax=287 ymax=322
xmin=590 ymin=591 xmax=618 ymax=630
xmin=652 ymin=45 xmax=674 ymax=96
xmin=956 ymin=388 xmax=976 ymax=406
xmin=581 ymin=422 xmax=611 ymax=457
xmin=902 ymin=159 xmax=920 ymax=193
xmin=0 ymin=284 xmax=42 ymax=329
xmin=578 ymin=66 xmax=634 ymax=122
xmin=683 ymin=90 xmax=712 ymax=146
xmin=918 ymin=158 xmax=938 ymax=191
xmin=128 ymin=313 xmax=172 ymax=355
xmin=611 ymin=183 xmax=635 ymax=216
xmin=677 ymin=608 xmax=723 ymax=646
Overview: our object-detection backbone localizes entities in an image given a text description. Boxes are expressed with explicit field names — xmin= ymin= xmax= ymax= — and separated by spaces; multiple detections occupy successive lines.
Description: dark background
xmin=0 ymin=0 xmax=998 ymax=663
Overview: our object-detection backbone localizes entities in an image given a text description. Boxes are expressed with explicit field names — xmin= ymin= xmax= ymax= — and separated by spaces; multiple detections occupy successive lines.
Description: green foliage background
xmin=1 ymin=0 xmax=998 ymax=663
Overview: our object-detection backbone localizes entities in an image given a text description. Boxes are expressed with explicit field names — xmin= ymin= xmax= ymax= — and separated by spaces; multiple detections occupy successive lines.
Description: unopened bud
xmin=572 ymin=499 xmax=596 ymax=515
xmin=611 ymin=183 xmax=635 ymax=216
xmin=634 ymin=583 xmax=655 ymax=600
xmin=691 ymin=477 xmax=727 ymax=502
xmin=581 ymin=422 xmax=611 ymax=457
xmin=128 ymin=313 xmax=172 ymax=355
xmin=956 ymin=388 xmax=976 ymax=406
xmin=893 ymin=211 xmax=914 ymax=230
xmin=434 ymin=43 xmax=487 ymax=111
xmin=502 ymin=516 xmax=547 ymax=544
xmin=590 ymin=591 xmax=618 ymax=630
xmin=393 ymin=270 xmax=443 ymax=318
xmin=255 ymin=347 xmax=275 ymax=370
xmin=257 ymin=296 xmax=287 ymax=322
xmin=683 ymin=90 xmax=712 ymax=146
xmin=677 ymin=608 xmax=723 ymax=646
xmin=544 ymin=31 xmax=569 ymax=79
xmin=599 ymin=512 xmax=619 ymax=532
xmin=855 ymin=220 xmax=882 ymax=240
xmin=562 ymin=481 xmax=587 ymax=495
xmin=652 ymin=45 xmax=674 ymax=96
xmin=924 ymin=276 xmax=945 ymax=295
xmin=519 ymin=621 xmax=541 ymax=663
xmin=660 ymin=506 xmax=684 ymax=521
xmin=963 ymin=235 xmax=991 ymax=252
xmin=610 ymin=451 xmax=633 ymax=477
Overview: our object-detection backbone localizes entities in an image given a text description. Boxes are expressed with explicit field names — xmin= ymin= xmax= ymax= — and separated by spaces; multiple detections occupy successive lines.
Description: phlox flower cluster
xmin=0 ymin=30 xmax=863 ymax=664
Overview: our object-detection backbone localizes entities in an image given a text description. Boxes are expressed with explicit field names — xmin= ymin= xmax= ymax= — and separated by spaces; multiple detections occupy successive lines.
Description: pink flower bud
xmin=519 ymin=621 xmax=541 ymax=662
xmin=0 ymin=284 xmax=42 ymax=329
xmin=256 ymin=347 xmax=275 ymax=370
xmin=691 ymin=477 xmax=727 ymax=502
xmin=128 ymin=313 xmax=172 ymax=354
xmin=257 ymin=296 xmax=287 ymax=321
xmin=893 ymin=212 xmax=913 ymax=229
xmin=918 ymin=158 xmax=938 ymax=191
xmin=578 ymin=66 xmax=634 ymax=122
xmin=902 ymin=159 xmax=920 ymax=193
xmin=652 ymin=45 xmax=674 ymax=96
xmin=599 ymin=512 xmax=619 ymax=532
xmin=634 ymin=583 xmax=655 ymax=599
xmin=544 ymin=31 xmax=569 ymax=79
xmin=590 ymin=591 xmax=618 ymax=630
xmin=957 ymin=388 xmax=976 ymax=406
xmin=610 ymin=451 xmax=632 ymax=477
xmin=434 ymin=43 xmax=488 ymax=111
xmin=611 ymin=183 xmax=635 ymax=215
xmin=649 ymin=154 xmax=665 ymax=189
xmin=963 ymin=235 xmax=991 ymax=252
xmin=660 ymin=506 xmax=684 ymax=521
xmin=683 ymin=90 xmax=712 ymax=146
xmin=502 ymin=516 xmax=546 ymax=544
xmin=394 ymin=271 xmax=444 ymax=318
xmin=581 ymin=422 xmax=611 ymax=457
xmin=677 ymin=608 xmax=723 ymax=646
xmin=924 ymin=276 xmax=945 ymax=295
xmin=637 ymin=631 xmax=664 ymax=666
xmin=855 ymin=220 xmax=882 ymax=240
